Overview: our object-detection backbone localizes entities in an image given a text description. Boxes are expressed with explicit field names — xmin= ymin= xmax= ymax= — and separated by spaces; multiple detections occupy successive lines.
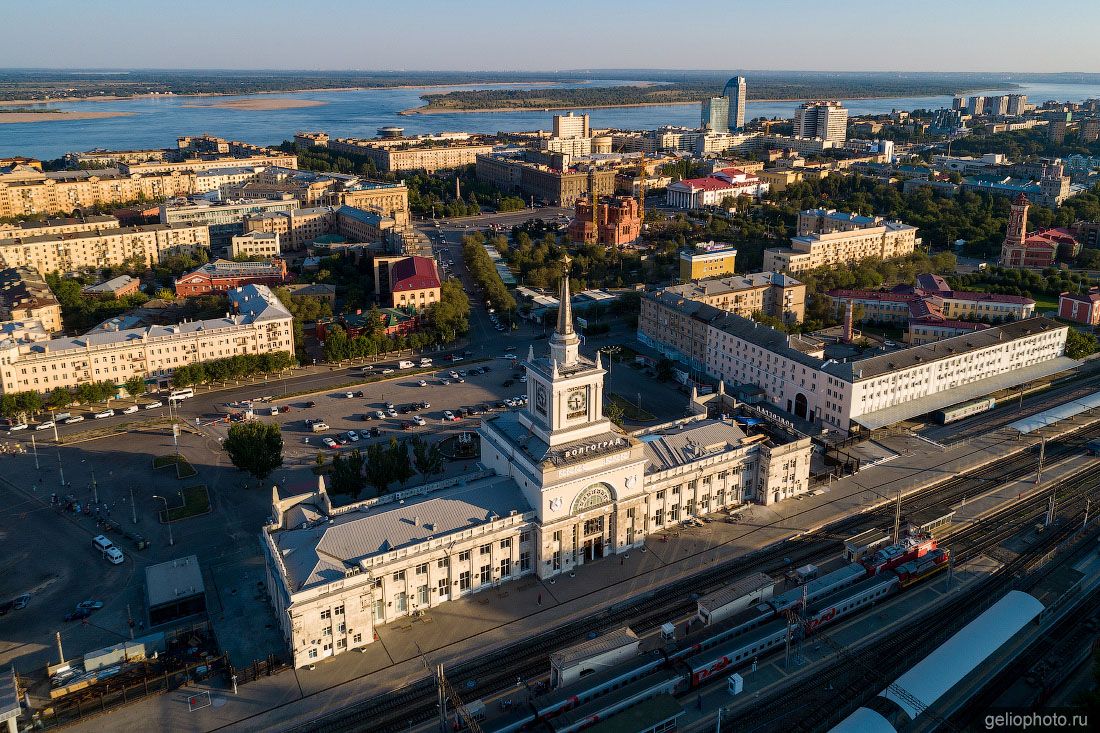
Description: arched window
xmin=571 ymin=483 xmax=614 ymax=514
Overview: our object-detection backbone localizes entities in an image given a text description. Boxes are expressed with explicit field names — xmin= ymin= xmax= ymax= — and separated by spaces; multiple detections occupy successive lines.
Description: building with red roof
xmin=174 ymin=258 xmax=289 ymax=297
xmin=376 ymin=255 xmax=441 ymax=312
xmin=826 ymin=274 xmax=1035 ymax=345
xmin=665 ymin=168 xmax=769 ymax=210
xmin=1058 ymin=288 xmax=1100 ymax=325
xmin=999 ymin=194 xmax=1081 ymax=268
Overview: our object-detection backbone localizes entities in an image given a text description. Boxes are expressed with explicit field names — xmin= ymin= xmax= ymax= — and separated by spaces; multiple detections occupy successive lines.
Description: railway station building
xmin=263 ymin=257 xmax=812 ymax=667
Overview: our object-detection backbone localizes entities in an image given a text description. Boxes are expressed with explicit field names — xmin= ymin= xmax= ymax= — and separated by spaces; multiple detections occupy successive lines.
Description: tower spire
xmin=549 ymin=254 xmax=580 ymax=366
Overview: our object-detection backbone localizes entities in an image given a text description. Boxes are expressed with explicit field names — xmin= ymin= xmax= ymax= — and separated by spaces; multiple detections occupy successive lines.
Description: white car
xmin=322 ymin=437 xmax=337 ymax=448
xmin=374 ymin=410 xmax=385 ymax=420
xmin=64 ymin=415 xmax=85 ymax=424
xmin=380 ymin=368 xmax=395 ymax=375
xmin=94 ymin=410 xmax=114 ymax=419
xmin=143 ymin=401 xmax=162 ymax=409
xmin=417 ymin=380 xmax=428 ymax=387
xmin=35 ymin=421 xmax=55 ymax=431
xmin=345 ymin=431 xmax=360 ymax=442
xmin=412 ymin=416 xmax=426 ymax=426
xmin=7 ymin=423 xmax=27 ymax=432
xmin=503 ymin=354 xmax=517 ymax=361
xmin=345 ymin=392 xmax=355 ymax=399
xmin=449 ymin=371 xmax=460 ymax=379
xmin=122 ymin=405 xmax=139 ymax=414
xmin=386 ymin=408 xmax=398 ymax=418
xmin=519 ymin=376 xmax=528 ymax=383
xmin=443 ymin=410 xmax=457 ymax=421
xmin=438 ymin=379 xmax=450 ymax=386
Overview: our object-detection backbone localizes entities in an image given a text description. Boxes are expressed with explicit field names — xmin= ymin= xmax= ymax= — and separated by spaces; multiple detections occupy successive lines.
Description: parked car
xmin=417 ymin=380 xmax=429 ymax=387
xmin=335 ymin=435 xmax=348 ymax=445
xmin=35 ymin=421 xmax=55 ymax=431
xmin=63 ymin=609 xmax=91 ymax=622
xmin=418 ymin=401 xmax=431 ymax=409
xmin=122 ymin=405 xmax=139 ymax=414
xmin=438 ymin=379 xmax=451 ymax=386
xmin=345 ymin=431 xmax=360 ymax=442
xmin=448 ymin=371 xmax=460 ymax=379
xmin=443 ymin=410 xmax=458 ymax=421
xmin=13 ymin=594 xmax=29 ymax=610
xmin=368 ymin=426 xmax=381 ymax=437
xmin=64 ymin=415 xmax=85 ymax=424
xmin=143 ymin=401 xmax=162 ymax=409
xmin=76 ymin=600 xmax=104 ymax=611
xmin=322 ymin=437 xmax=337 ymax=448
xmin=374 ymin=410 xmax=385 ymax=420
xmin=357 ymin=430 xmax=372 ymax=440
xmin=304 ymin=400 xmax=317 ymax=408
xmin=385 ymin=402 xmax=395 ymax=410
xmin=353 ymin=391 xmax=365 ymax=398
xmin=380 ymin=368 xmax=395 ymax=375
xmin=93 ymin=410 xmax=114 ymax=419
xmin=412 ymin=416 xmax=426 ymax=426
xmin=7 ymin=423 xmax=27 ymax=432
xmin=344 ymin=392 xmax=355 ymax=399
xmin=386 ymin=408 xmax=398 ymax=418
xmin=455 ymin=377 xmax=465 ymax=383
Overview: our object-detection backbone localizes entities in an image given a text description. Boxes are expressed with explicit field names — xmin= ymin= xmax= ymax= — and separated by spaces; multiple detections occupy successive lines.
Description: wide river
xmin=3 ymin=80 xmax=1100 ymax=161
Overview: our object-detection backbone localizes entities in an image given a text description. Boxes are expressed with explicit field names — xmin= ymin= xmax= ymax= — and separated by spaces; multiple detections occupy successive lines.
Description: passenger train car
xmin=484 ymin=538 xmax=947 ymax=733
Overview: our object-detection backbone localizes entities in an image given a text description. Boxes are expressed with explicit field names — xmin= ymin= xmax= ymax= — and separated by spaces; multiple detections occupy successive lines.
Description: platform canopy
xmin=851 ymin=357 xmax=1078 ymax=432
xmin=1006 ymin=389 xmax=1100 ymax=434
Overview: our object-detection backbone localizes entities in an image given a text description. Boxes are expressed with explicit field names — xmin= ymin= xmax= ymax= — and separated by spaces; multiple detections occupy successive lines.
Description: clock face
xmin=567 ymin=388 xmax=587 ymax=418
xmin=535 ymin=384 xmax=547 ymax=415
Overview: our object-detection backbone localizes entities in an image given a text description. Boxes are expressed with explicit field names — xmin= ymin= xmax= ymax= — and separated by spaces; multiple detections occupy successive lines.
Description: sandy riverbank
xmin=0 ymin=110 xmax=134 ymax=124
xmin=402 ymin=100 xmax=705 ymax=115
xmin=182 ymin=98 xmax=328 ymax=111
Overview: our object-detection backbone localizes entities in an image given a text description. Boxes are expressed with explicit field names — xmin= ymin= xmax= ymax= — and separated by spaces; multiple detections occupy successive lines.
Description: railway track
xmin=727 ymin=477 xmax=1099 ymax=733
xmin=293 ymin=421 xmax=1100 ymax=733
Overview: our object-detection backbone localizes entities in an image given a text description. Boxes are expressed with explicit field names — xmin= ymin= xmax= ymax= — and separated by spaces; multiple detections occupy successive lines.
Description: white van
xmin=419 ymin=357 xmax=433 ymax=367
xmin=92 ymin=535 xmax=125 ymax=565
xmin=398 ymin=360 xmax=414 ymax=369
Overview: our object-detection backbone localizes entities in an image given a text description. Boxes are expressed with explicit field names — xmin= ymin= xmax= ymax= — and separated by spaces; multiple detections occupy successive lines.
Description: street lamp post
xmin=153 ymin=495 xmax=173 ymax=545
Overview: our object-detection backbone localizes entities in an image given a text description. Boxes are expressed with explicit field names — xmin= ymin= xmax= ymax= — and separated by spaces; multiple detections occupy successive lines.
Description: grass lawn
xmin=160 ymin=485 xmax=211 ymax=522
xmin=1032 ymin=295 xmax=1059 ymax=312
xmin=152 ymin=454 xmax=198 ymax=479
xmin=609 ymin=393 xmax=656 ymax=422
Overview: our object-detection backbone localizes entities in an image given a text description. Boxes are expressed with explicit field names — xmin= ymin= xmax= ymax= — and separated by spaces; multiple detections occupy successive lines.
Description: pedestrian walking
xmin=537 ymin=593 xmax=542 ymax=605
xmin=620 ymin=557 xmax=624 ymax=566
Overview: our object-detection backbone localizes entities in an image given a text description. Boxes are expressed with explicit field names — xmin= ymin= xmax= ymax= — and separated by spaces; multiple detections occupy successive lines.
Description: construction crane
xmin=436 ymin=663 xmax=484 ymax=733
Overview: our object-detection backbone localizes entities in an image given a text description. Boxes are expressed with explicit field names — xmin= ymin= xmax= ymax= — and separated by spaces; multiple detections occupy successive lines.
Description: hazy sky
xmin=4 ymin=0 xmax=1098 ymax=72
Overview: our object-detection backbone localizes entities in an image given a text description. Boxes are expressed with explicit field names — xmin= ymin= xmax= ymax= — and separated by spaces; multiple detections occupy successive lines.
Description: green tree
xmin=224 ymin=421 xmax=284 ymax=483
xmin=124 ymin=374 xmax=147 ymax=398
xmin=389 ymin=438 xmax=416 ymax=488
xmin=606 ymin=401 xmax=625 ymax=427
xmin=330 ymin=448 xmax=366 ymax=497
xmin=1066 ymin=329 xmax=1099 ymax=360
xmin=364 ymin=442 xmax=393 ymax=496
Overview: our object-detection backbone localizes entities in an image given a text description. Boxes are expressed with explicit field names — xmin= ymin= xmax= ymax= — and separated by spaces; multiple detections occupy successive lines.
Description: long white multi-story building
xmin=640 ymin=299 xmax=1073 ymax=434
xmin=263 ymin=259 xmax=812 ymax=667
xmin=0 ymin=284 xmax=292 ymax=395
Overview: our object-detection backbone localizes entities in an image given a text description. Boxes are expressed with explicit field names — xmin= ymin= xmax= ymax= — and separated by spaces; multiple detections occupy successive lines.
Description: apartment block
xmin=794 ymin=101 xmax=848 ymax=143
xmin=475 ymin=154 xmax=616 ymax=206
xmin=175 ymin=259 xmax=289 ymax=297
xmin=0 ymin=284 xmax=293 ymax=395
xmin=160 ymin=198 xmax=299 ymax=248
xmin=0 ymin=223 xmax=210 ymax=275
xmin=337 ymin=182 xmax=410 ymax=229
xmin=764 ymin=212 xmax=919 ymax=274
xmin=0 ymin=215 xmax=120 ymax=240
xmin=119 ymin=153 xmax=298 ymax=176
xmin=0 ymin=166 xmax=195 ymax=219
xmin=679 ymin=242 xmax=738 ymax=281
xmin=0 ymin=267 xmax=62 ymax=334
xmin=244 ymin=207 xmax=335 ymax=250
xmin=230 ymin=231 xmax=281 ymax=259
xmin=645 ymin=270 xmax=806 ymax=326
xmin=336 ymin=205 xmax=397 ymax=243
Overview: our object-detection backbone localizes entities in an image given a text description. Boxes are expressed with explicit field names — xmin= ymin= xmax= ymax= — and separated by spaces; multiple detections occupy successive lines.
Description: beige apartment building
xmin=337 ymin=183 xmax=410 ymax=229
xmin=0 ymin=167 xmax=196 ymax=219
xmin=0 ymin=224 xmax=210 ymax=275
xmin=475 ymin=154 xmax=617 ymax=206
xmin=0 ymin=215 xmax=120 ymax=240
xmin=679 ymin=243 xmax=739 ymax=281
xmin=337 ymin=141 xmax=495 ymax=173
xmin=0 ymin=284 xmax=292 ymax=395
xmin=647 ymin=271 xmax=806 ymax=324
xmin=244 ymin=207 xmax=335 ymax=250
xmin=763 ymin=220 xmax=919 ymax=274
xmin=119 ymin=153 xmax=298 ymax=176
xmin=230 ymin=231 xmax=281 ymax=259
xmin=0 ymin=267 xmax=63 ymax=334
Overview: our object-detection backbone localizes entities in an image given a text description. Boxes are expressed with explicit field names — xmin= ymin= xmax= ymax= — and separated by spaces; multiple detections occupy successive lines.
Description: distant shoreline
xmin=0 ymin=81 xmax=565 ymax=108
xmin=182 ymin=98 xmax=328 ymax=111
xmin=0 ymin=110 xmax=134 ymax=124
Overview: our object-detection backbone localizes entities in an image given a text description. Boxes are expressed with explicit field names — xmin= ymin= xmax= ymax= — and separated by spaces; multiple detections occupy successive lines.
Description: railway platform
xmin=61 ymin=407 xmax=1100 ymax=733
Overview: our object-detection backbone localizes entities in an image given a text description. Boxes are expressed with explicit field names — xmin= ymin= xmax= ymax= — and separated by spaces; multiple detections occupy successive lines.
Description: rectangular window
xmin=416 ymin=563 xmax=428 ymax=575
xmin=459 ymin=571 xmax=471 ymax=590
xmin=583 ymin=517 xmax=604 ymax=536
xmin=395 ymin=592 xmax=407 ymax=613
xmin=393 ymin=570 xmax=405 ymax=582
xmin=308 ymin=648 xmax=318 ymax=659
xmin=418 ymin=585 xmax=429 ymax=604
xmin=552 ymin=530 xmax=562 ymax=543
xmin=372 ymin=600 xmax=384 ymax=622
xmin=500 ymin=558 xmax=512 ymax=577
xmin=334 ymin=605 xmax=344 ymax=616
xmin=437 ymin=557 xmax=449 ymax=568
xmin=480 ymin=543 xmax=492 ymax=555
xmin=320 ymin=609 xmax=331 ymax=621
xmin=480 ymin=564 xmax=491 ymax=584
xmin=655 ymin=490 xmax=665 ymax=501
xmin=500 ymin=538 xmax=512 ymax=550
xmin=458 ymin=550 xmax=470 ymax=562
xmin=519 ymin=531 xmax=531 ymax=543
xmin=520 ymin=551 xmax=531 ymax=571
xmin=353 ymin=633 xmax=362 ymax=644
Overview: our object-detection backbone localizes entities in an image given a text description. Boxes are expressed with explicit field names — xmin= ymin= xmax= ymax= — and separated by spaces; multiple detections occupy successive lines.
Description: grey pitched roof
xmin=641 ymin=419 xmax=747 ymax=473
xmin=274 ymin=475 xmax=531 ymax=592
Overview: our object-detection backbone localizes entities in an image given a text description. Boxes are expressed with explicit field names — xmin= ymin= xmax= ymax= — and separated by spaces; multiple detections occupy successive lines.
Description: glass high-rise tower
xmin=723 ymin=76 xmax=747 ymax=132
